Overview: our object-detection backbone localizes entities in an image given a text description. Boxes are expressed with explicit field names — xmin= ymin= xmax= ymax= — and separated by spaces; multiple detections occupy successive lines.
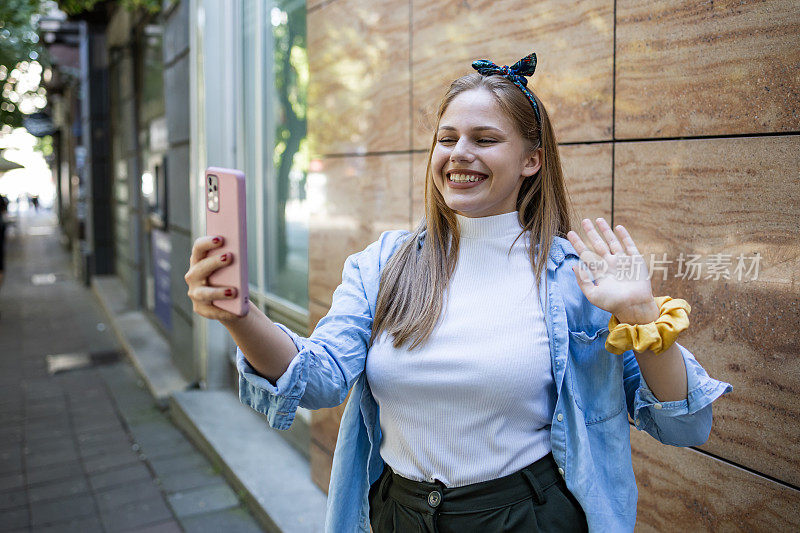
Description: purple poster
xmin=151 ymin=229 xmax=172 ymax=331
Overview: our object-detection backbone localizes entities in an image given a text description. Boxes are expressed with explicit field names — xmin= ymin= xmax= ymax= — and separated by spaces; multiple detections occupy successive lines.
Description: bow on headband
xmin=471 ymin=52 xmax=541 ymax=126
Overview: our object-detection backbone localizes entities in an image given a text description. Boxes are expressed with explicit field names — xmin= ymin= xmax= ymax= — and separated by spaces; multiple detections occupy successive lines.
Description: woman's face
xmin=431 ymin=88 xmax=541 ymax=218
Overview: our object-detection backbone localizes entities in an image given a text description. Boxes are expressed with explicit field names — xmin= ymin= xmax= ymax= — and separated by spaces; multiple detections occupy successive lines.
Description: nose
xmin=449 ymin=137 xmax=475 ymax=163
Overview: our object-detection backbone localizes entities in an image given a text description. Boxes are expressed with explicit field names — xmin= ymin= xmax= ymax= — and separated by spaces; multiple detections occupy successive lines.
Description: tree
xmin=0 ymin=0 xmax=46 ymax=128
xmin=0 ymin=0 xmax=161 ymax=129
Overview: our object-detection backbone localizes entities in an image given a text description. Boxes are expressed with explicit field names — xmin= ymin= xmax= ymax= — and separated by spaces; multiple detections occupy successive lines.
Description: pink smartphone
xmin=205 ymin=167 xmax=249 ymax=316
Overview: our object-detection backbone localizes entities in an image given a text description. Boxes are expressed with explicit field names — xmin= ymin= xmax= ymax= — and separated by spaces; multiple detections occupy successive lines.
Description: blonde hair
xmin=371 ymin=73 xmax=575 ymax=350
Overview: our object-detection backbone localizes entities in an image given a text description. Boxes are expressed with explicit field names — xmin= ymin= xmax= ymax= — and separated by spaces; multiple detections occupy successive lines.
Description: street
xmin=0 ymin=209 xmax=263 ymax=532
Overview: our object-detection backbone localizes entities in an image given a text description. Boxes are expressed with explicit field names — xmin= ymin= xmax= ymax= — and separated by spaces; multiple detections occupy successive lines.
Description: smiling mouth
xmin=447 ymin=171 xmax=489 ymax=183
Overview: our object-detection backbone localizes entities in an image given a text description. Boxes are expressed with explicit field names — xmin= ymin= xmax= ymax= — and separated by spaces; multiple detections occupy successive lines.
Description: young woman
xmin=185 ymin=53 xmax=732 ymax=532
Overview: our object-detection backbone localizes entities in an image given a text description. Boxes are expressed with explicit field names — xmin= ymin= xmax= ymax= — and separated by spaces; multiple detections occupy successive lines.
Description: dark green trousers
xmin=368 ymin=452 xmax=589 ymax=533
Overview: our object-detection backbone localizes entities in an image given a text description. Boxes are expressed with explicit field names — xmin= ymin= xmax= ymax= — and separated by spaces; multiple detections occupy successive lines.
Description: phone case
xmin=205 ymin=167 xmax=249 ymax=316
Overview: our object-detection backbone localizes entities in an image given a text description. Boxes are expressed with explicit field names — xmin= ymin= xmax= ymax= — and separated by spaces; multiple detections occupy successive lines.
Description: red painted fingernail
xmin=225 ymin=289 xmax=233 ymax=296
xmin=212 ymin=237 xmax=220 ymax=244
xmin=220 ymin=254 xmax=228 ymax=262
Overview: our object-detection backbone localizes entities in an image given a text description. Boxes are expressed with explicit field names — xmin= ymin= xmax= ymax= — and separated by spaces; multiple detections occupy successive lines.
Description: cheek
xmin=431 ymin=147 xmax=448 ymax=173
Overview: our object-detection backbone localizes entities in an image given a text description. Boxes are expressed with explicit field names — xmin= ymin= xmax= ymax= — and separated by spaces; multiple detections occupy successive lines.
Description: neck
xmin=455 ymin=210 xmax=523 ymax=239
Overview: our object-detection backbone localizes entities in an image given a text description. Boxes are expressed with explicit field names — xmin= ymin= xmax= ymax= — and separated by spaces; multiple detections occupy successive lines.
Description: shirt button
xmin=558 ymin=467 xmax=565 ymax=477
xmin=557 ymin=413 xmax=563 ymax=422
xmin=654 ymin=403 xmax=663 ymax=410
xmin=428 ymin=490 xmax=442 ymax=508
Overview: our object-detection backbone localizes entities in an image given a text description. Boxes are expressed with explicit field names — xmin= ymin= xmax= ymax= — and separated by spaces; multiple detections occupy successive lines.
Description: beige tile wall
xmin=307 ymin=0 xmax=410 ymax=156
xmin=411 ymin=0 xmax=615 ymax=147
xmin=616 ymin=0 xmax=800 ymax=138
xmin=305 ymin=0 xmax=800 ymax=525
xmin=615 ymin=136 xmax=800 ymax=488
xmin=307 ymin=154 xmax=412 ymax=311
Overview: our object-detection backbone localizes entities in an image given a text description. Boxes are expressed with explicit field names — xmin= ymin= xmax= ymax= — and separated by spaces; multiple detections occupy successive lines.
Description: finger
xmin=189 ymin=235 xmax=225 ymax=266
xmin=581 ymin=218 xmax=611 ymax=257
xmin=185 ymin=251 xmax=233 ymax=285
xmin=193 ymin=301 xmax=243 ymax=323
xmin=595 ymin=217 xmax=623 ymax=255
xmin=567 ymin=229 xmax=606 ymax=278
xmin=566 ymin=229 xmax=589 ymax=255
xmin=613 ymin=224 xmax=640 ymax=256
xmin=577 ymin=249 xmax=606 ymax=280
xmin=572 ymin=263 xmax=594 ymax=288
xmin=188 ymin=285 xmax=238 ymax=304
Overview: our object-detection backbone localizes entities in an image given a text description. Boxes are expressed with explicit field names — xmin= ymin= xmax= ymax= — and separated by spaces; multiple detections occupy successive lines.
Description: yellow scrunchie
xmin=605 ymin=296 xmax=691 ymax=356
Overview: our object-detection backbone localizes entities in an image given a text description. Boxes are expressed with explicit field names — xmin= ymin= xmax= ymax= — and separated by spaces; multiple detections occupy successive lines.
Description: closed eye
xmin=437 ymin=138 xmax=498 ymax=144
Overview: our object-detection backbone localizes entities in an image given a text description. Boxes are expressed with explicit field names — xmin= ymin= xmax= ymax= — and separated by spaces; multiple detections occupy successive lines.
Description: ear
xmin=521 ymin=147 xmax=542 ymax=178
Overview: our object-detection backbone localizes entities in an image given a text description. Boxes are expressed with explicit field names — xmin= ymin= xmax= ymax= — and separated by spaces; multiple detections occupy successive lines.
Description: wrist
xmin=614 ymin=298 xmax=660 ymax=325
xmin=219 ymin=300 xmax=255 ymax=329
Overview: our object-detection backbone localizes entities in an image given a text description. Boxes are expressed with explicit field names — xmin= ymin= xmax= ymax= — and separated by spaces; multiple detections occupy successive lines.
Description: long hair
xmin=370 ymin=72 xmax=575 ymax=350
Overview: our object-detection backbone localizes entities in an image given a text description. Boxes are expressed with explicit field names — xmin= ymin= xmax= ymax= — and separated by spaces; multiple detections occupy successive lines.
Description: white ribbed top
xmin=365 ymin=210 xmax=555 ymax=487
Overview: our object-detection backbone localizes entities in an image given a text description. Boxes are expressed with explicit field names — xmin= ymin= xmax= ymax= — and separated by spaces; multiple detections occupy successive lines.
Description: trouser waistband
xmin=379 ymin=452 xmax=561 ymax=515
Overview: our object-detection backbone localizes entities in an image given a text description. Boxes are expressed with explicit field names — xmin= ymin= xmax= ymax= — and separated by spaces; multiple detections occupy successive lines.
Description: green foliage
xmin=0 ymin=0 xmax=163 ymax=128
xmin=34 ymin=134 xmax=52 ymax=156
xmin=0 ymin=0 xmax=46 ymax=127
xmin=272 ymin=2 xmax=308 ymax=183
xmin=57 ymin=0 xmax=162 ymax=16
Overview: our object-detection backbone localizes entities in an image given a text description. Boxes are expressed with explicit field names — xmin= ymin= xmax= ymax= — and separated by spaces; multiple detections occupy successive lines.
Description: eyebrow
xmin=437 ymin=125 xmax=505 ymax=134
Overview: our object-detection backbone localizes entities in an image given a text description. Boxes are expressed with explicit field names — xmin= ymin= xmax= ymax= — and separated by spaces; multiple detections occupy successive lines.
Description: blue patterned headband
xmin=471 ymin=52 xmax=542 ymax=127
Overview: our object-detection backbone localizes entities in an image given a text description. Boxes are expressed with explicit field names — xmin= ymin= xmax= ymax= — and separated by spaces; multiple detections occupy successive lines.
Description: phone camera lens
xmin=208 ymin=176 xmax=213 ymax=184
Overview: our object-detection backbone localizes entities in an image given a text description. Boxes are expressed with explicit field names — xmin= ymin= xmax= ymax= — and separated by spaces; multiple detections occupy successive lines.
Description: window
xmin=238 ymin=0 xmax=309 ymax=315
xmin=236 ymin=1 xmax=310 ymax=436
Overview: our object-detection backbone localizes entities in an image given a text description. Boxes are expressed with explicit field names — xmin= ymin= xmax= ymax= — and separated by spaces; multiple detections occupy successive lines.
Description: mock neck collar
xmin=455 ymin=210 xmax=523 ymax=239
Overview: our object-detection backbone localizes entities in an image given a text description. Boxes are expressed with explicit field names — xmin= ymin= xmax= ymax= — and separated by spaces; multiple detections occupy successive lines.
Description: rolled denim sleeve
xmin=236 ymin=323 xmax=307 ymax=430
xmin=235 ymin=230 xmax=410 ymax=431
xmin=623 ymin=342 xmax=732 ymax=447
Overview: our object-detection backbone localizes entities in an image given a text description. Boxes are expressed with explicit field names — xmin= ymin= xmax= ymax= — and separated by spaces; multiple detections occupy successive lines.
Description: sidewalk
xmin=0 ymin=209 xmax=263 ymax=532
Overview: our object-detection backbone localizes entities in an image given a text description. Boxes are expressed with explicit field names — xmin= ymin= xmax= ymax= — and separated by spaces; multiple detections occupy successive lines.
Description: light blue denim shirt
xmin=236 ymin=229 xmax=732 ymax=532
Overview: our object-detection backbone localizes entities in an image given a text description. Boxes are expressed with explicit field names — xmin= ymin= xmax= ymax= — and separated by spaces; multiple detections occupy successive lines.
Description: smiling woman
xmin=374 ymin=64 xmax=569 ymax=353
xmin=226 ymin=51 xmax=732 ymax=533
xmin=432 ymin=90 xmax=541 ymax=217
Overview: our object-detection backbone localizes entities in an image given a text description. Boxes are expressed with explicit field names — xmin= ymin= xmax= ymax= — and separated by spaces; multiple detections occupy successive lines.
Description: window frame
xmin=232 ymin=0 xmax=311 ymax=426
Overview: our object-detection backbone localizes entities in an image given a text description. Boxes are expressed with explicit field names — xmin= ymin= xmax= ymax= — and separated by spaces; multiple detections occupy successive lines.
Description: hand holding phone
xmin=185 ymin=235 xmax=245 ymax=322
xmin=184 ymin=167 xmax=249 ymax=319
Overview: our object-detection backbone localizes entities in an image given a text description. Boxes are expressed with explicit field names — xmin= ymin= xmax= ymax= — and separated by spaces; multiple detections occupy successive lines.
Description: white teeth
xmin=449 ymin=173 xmax=487 ymax=183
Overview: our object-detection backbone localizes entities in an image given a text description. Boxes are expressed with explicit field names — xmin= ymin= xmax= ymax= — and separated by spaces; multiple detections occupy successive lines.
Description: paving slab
xmin=95 ymin=477 xmax=164 ymax=514
xmin=0 ymin=472 xmax=24 ymax=492
xmin=128 ymin=519 xmax=184 ymax=533
xmin=88 ymin=461 xmax=153 ymax=491
xmin=29 ymin=493 xmax=96 ymax=526
xmin=99 ymin=496 xmax=173 ymax=531
xmin=167 ymin=482 xmax=240 ymax=518
xmin=26 ymin=462 xmax=85 ymax=486
xmin=140 ymin=438 xmax=198 ymax=461
xmin=0 ymin=489 xmax=27 ymax=511
xmin=27 ymin=476 xmax=90 ymax=503
xmin=148 ymin=450 xmax=209 ymax=476
xmin=0 ymin=506 xmax=29 ymax=530
xmin=30 ymin=514 xmax=104 ymax=533
xmin=157 ymin=466 xmax=227 ymax=493
xmin=180 ymin=506 xmax=264 ymax=533
xmin=78 ymin=439 xmax=137 ymax=460
xmin=82 ymin=450 xmax=142 ymax=474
